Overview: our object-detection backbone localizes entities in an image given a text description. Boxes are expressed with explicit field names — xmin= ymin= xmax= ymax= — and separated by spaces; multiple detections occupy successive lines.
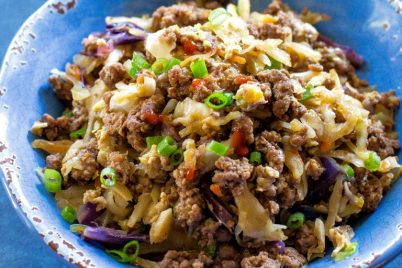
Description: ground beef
xmin=255 ymin=131 xmax=285 ymax=172
xmin=305 ymin=157 xmax=324 ymax=179
xmin=212 ymin=157 xmax=254 ymax=195
xmin=360 ymin=90 xmax=399 ymax=115
xmin=215 ymin=227 xmax=232 ymax=243
xmin=160 ymin=250 xmax=212 ymax=268
xmin=295 ymin=223 xmax=316 ymax=255
xmin=379 ymin=90 xmax=400 ymax=110
xmin=160 ymin=251 xmax=193 ymax=268
xmin=248 ymin=22 xmax=289 ymax=40
xmin=358 ymin=175 xmax=383 ymax=212
xmin=69 ymin=105 xmax=88 ymax=131
xmin=220 ymin=260 xmax=238 ymax=268
xmin=257 ymin=69 xmax=296 ymax=119
xmin=241 ymin=252 xmax=281 ymax=268
xmin=217 ymin=244 xmax=241 ymax=263
xmin=264 ymin=0 xmax=284 ymax=15
xmin=99 ymin=63 xmax=127 ymax=89
xmin=205 ymin=60 xmax=239 ymax=94
xmin=367 ymin=120 xmax=400 ymax=159
xmin=161 ymin=121 xmax=181 ymax=142
xmin=103 ymin=111 xmax=127 ymax=137
xmin=167 ymin=65 xmax=193 ymax=100
xmin=45 ymin=153 xmax=63 ymax=170
xmin=175 ymin=187 xmax=205 ymax=228
xmin=151 ymin=2 xmax=209 ymax=31
xmin=40 ymin=113 xmax=70 ymax=141
xmin=126 ymin=132 xmax=146 ymax=152
xmin=275 ymin=172 xmax=298 ymax=208
xmin=276 ymin=247 xmax=307 ymax=268
xmin=70 ymin=139 xmax=99 ymax=182
xmin=125 ymin=94 xmax=165 ymax=151
xmin=82 ymin=35 xmax=101 ymax=57
xmin=107 ymin=152 xmax=134 ymax=184
xmin=48 ymin=74 xmax=73 ymax=101
xmin=193 ymin=219 xmax=220 ymax=247
xmin=277 ymin=10 xmax=318 ymax=44
xmin=280 ymin=187 xmax=297 ymax=208
xmin=259 ymin=196 xmax=280 ymax=215
xmin=317 ymin=45 xmax=353 ymax=77
xmin=38 ymin=105 xmax=88 ymax=141
xmin=289 ymin=127 xmax=308 ymax=149
xmin=232 ymin=116 xmax=254 ymax=144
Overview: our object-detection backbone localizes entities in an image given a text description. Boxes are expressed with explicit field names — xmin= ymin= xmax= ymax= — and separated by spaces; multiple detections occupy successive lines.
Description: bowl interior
xmin=0 ymin=0 xmax=401 ymax=267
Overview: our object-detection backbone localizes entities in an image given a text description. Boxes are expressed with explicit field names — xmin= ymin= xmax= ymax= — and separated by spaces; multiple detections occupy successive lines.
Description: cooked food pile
xmin=30 ymin=0 xmax=401 ymax=267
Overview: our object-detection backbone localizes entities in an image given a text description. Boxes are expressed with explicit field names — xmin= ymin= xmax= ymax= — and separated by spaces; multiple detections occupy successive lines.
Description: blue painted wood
xmin=0 ymin=0 xmax=401 ymax=267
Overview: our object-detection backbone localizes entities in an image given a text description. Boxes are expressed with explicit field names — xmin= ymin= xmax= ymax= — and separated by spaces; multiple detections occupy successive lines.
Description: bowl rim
xmin=0 ymin=1 xmax=108 ymax=267
xmin=0 ymin=0 xmax=401 ymax=267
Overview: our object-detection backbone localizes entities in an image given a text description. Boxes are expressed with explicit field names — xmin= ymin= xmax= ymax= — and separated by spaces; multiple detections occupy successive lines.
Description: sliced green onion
xmin=299 ymin=84 xmax=314 ymax=102
xmin=208 ymin=8 xmax=230 ymax=26
xmin=342 ymin=164 xmax=355 ymax=181
xmin=151 ymin=58 xmax=169 ymax=75
xmin=169 ymin=148 xmax=184 ymax=166
xmin=207 ymin=140 xmax=229 ymax=156
xmin=63 ymin=110 xmax=73 ymax=118
xmin=129 ymin=53 xmax=150 ymax=77
xmin=266 ymin=56 xmax=282 ymax=70
xmin=146 ymin=136 xmax=164 ymax=148
xmin=225 ymin=93 xmax=234 ymax=105
xmin=100 ymin=167 xmax=117 ymax=188
xmin=165 ymin=58 xmax=181 ymax=72
xmin=287 ymin=212 xmax=305 ymax=230
xmin=190 ymin=59 xmax=208 ymax=78
xmin=334 ymin=242 xmax=358 ymax=261
xmin=106 ymin=249 xmax=130 ymax=263
xmin=70 ymin=224 xmax=86 ymax=234
xmin=69 ymin=127 xmax=86 ymax=139
xmin=364 ymin=152 xmax=381 ymax=171
xmin=157 ymin=136 xmax=177 ymax=157
xmin=43 ymin=168 xmax=62 ymax=193
xmin=206 ymin=244 xmax=217 ymax=257
xmin=61 ymin=206 xmax=76 ymax=224
xmin=249 ymin=151 xmax=262 ymax=165
xmin=204 ymin=92 xmax=233 ymax=110
xmin=123 ymin=240 xmax=140 ymax=263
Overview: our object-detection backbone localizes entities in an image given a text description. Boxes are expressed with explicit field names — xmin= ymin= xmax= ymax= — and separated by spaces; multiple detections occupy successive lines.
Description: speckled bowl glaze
xmin=0 ymin=0 xmax=401 ymax=267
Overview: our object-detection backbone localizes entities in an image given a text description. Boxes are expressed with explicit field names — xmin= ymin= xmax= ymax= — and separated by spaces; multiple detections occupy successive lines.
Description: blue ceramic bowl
xmin=0 ymin=0 xmax=401 ymax=267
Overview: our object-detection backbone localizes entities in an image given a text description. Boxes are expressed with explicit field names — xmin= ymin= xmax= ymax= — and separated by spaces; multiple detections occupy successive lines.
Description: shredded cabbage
xmin=104 ymin=183 xmax=133 ymax=218
xmin=328 ymin=225 xmax=355 ymax=258
xmin=50 ymin=69 xmax=90 ymax=101
xmin=150 ymin=208 xmax=174 ymax=244
xmin=110 ymin=77 xmax=156 ymax=112
xmin=172 ymin=98 xmax=241 ymax=137
xmin=146 ymin=27 xmax=177 ymax=59
xmin=284 ymin=42 xmax=321 ymax=62
xmin=307 ymin=218 xmax=326 ymax=260
xmin=283 ymin=136 xmax=304 ymax=181
xmin=32 ymin=139 xmax=73 ymax=155
xmin=61 ymin=140 xmax=86 ymax=179
xmin=234 ymin=185 xmax=287 ymax=241
xmin=325 ymin=178 xmax=343 ymax=233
